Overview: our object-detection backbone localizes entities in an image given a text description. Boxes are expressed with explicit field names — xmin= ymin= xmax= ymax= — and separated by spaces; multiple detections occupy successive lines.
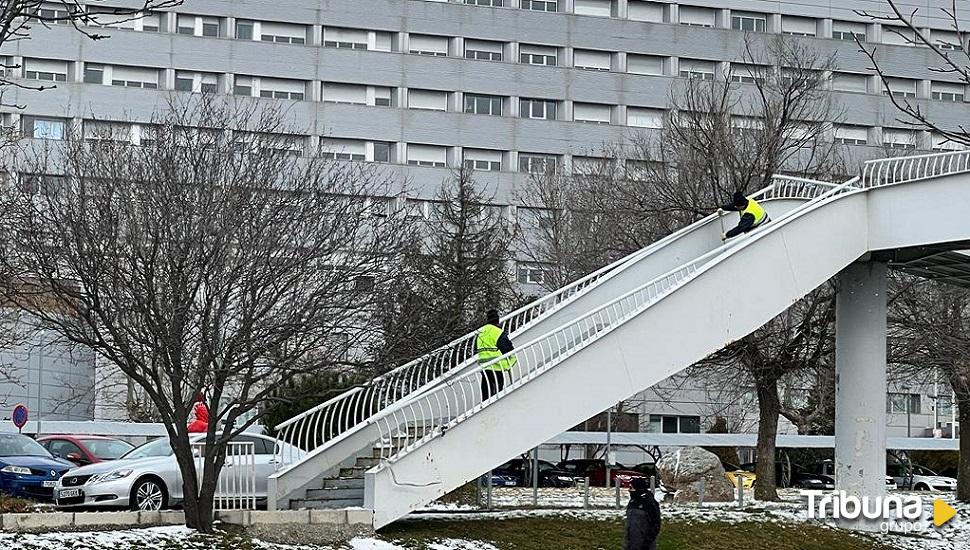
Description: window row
xmin=15 ymin=56 xmax=968 ymax=109
xmin=20 ymin=117 xmax=966 ymax=165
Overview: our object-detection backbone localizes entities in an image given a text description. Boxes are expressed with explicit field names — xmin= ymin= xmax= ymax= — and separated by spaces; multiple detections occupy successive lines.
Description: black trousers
xmin=480 ymin=369 xmax=507 ymax=401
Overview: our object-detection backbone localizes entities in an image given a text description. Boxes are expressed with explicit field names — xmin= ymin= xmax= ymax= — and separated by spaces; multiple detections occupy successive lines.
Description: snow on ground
xmin=0 ymin=488 xmax=967 ymax=549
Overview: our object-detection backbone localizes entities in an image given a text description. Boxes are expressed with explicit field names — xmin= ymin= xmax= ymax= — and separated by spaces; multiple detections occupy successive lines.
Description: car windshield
xmin=121 ymin=438 xmax=173 ymax=459
xmin=82 ymin=439 xmax=135 ymax=460
xmin=914 ymin=465 xmax=938 ymax=476
xmin=0 ymin=434 xmax=53 ymax=457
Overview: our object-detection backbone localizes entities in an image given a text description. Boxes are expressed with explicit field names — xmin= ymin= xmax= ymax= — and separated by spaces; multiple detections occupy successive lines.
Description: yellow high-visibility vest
xmin=741 ymin=197 xmax=767 ymax=226
xmin=476 ymin=324 xmax=516 ymax=372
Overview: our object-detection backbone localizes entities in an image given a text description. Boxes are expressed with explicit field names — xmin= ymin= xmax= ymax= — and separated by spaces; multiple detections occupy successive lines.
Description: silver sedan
xmin=53 ymin=433 xmax=303 ymax=510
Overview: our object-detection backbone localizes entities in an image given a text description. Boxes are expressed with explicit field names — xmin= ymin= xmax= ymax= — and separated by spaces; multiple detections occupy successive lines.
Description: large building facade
xmin=3 ymin=0 xmax=965 ymax=433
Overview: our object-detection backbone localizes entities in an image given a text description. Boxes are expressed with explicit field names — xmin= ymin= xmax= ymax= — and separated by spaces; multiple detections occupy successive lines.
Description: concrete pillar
xmin=834 ymin=260 xmax=888 ymax=531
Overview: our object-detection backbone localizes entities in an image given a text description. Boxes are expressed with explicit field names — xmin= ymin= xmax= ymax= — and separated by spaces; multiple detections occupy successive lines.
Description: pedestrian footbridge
xmin=267 ymin=150 xmax=970 ymax=528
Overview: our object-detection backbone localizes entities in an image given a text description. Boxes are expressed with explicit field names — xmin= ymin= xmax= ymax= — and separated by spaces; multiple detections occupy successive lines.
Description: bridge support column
xmin=834 ymin=261 xmax=887 ymax=530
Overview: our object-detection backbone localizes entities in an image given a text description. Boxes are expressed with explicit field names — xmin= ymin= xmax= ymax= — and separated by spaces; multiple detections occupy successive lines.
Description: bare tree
xmin=889 ymin=274 xmax=970 ymax=501
xmin=370 ymin=167 xmax=517 ymax=370
xmin=0 ymin=96 xmax=410 ymax=531
xmin=855 ymin=1 xmax=970 ymax=148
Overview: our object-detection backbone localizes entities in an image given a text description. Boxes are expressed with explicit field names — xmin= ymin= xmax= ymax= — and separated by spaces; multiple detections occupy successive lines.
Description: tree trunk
xmin=958 ymin=399 xmax=970 ymax=503
xmin=172 ymin=441 xmax=215 ymax=533
xmin=754 ymin=377 xmax=780 ymax=501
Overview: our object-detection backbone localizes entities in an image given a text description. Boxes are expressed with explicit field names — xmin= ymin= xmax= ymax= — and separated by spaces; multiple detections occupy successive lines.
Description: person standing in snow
xmin=624 ymin=477 xmax=661 ymax=550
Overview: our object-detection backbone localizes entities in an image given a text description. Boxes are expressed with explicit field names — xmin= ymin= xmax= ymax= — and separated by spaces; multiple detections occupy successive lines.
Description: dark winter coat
xmin=623 ymin=491 xmax=661 ymax=550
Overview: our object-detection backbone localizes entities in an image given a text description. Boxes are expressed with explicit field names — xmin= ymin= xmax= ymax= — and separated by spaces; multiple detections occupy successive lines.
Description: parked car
xmin=555 ymin=459 xmax=647 ymax=488
xmin=810 ymin=460 xmax=897 ymax=490
xmin=0 ymin=433 xmax=74 ymax=501
xmin=722 ymin=462 xmax=756 ymax=489
xmin=493 ymin=458 xmax=582 ymax=488
xmin=738 ymin=460 xmax=833 ymax=490
xmin=53 ymin=433 xmax=303 ymax=511
xmin=38 ymin=435 xmax=134 ymax=466
xmin=480 ymin=473 xmax=519 ymax=487
xmin=887 ymin=463 xmax=957 ymax=491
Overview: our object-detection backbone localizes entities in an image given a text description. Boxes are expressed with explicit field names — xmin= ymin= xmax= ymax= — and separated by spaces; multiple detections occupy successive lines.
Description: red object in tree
xmin=187 ymin=396 xmax=209 ymax=433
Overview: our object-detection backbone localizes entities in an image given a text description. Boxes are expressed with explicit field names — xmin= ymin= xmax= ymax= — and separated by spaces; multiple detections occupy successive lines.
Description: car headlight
xmin=90 ymin=469 xmax=134 ymax=484
xmin=555 ymin=476 xmax=573 ymax=482
xmin=1 ymin=465 xmax=32 ymax=475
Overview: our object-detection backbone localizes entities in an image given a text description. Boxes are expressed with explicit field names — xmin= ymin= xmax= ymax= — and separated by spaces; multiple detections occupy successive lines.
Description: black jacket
xmin=720 ymin=201 xmax=766 ymax=239
xmin=623 ymin=491 xmax=661 ymax=550
xmin=491 ymin=324 xmax=515 ymax=355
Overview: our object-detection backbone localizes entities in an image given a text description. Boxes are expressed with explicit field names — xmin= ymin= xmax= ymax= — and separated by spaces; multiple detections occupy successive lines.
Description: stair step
xmin=321 ymin=477 xmax=365 ymax=489
xmin=339 ymin=466 xmax=368 ymax=478
xmin=355 ymin=456 xmax=381 ymax=468
xmin=291 ymin=497 xmax=364 ymax=510
xmin=306 ymin=487 xmax=365 ymax=500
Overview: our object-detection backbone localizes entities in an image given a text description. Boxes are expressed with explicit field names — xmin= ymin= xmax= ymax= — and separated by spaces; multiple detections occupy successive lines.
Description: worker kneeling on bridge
xmin=476 ymin=309 xmax=516 ymax=401
xmin=718 ymin=191 xmax=770 ymax=241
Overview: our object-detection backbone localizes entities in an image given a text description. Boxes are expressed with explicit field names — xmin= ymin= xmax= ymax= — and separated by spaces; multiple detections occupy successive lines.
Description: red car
xmin=556 ymin=459 xmax=648 ymax=488
xmin=36 ymin=435 xmax=134 ymax=467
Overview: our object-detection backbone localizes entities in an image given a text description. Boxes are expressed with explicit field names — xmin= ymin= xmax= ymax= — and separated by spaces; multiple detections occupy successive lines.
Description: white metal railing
xmin=271 ymin=176 xmax=839 ymax=467
xmin=371 ymin=176 xmax=858 ymax=463
xmin=192 ymin=441 xmax=257 ymax=511
xmin=861 ymin=150 xmax=970 ymax=188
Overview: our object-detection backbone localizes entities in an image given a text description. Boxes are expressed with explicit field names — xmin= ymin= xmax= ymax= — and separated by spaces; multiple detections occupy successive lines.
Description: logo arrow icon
xmin=934 ymin=499 xmax=957 ymax=527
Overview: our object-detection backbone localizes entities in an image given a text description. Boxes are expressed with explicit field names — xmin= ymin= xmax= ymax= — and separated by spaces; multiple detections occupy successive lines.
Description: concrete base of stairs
xmin=217 ymin=508 xmax=374 ymax=527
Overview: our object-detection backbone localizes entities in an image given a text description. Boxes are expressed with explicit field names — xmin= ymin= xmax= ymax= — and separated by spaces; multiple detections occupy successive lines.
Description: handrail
xmin=270 ymin=176 xmax=838 ymax=468
xmin=861 ymin=150 xmax=970 ymax=188
xmin=371 ymin=176 xmax=854 ymax=462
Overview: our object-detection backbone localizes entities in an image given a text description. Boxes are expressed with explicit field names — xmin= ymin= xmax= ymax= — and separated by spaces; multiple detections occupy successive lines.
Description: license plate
xmin=58 ymin=488 xmax=81 ymax=498
xmin=504 ymin=481 xmax=517 ymax=486
xmin=42 ymin=481 xmax=57 ymax=488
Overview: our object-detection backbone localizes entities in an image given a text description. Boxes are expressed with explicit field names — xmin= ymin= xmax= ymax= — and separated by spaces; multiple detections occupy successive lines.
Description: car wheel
xmin=914 ymin=483 xmax=929 ymax=491
xmin=130 ymin=477 xmax=168 ymax=511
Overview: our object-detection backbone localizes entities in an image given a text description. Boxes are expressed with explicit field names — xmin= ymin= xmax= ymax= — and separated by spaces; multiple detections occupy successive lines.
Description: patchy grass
xmin=381 ymin=517 xmax=894 ymax=550
xmin=0 ymin=494 xmax=35 ymax=513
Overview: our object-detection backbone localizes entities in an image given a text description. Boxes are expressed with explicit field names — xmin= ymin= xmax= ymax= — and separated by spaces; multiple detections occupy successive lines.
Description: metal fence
xmin=191 ymin=441 xmax=256 ymax=511
xmin=861 ymin=149 xmax=970 ymax=188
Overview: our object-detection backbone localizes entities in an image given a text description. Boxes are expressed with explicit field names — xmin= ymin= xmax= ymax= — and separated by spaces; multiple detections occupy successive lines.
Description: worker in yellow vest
xmin=476 ymin=309 xmax=516 ymax=401
xmin=719 ymin=191 xmax=770 ymax=241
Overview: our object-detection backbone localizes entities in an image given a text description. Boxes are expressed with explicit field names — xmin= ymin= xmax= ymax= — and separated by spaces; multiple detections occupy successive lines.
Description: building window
xmin=627 ymin=107 xmax=663 ymax=128
xmin=464 ymin=94 xmax=503 ymax=116
xmin=573 ymin=102 xmax=611 ymax=124
xmin=521 ymin=51 xmax=557 ymax=66
xmin=175 ymin=71 xmax=219 ymax=93
xmin=679 ymin=59 xmax=716 ymax=81
xmin=464 ymin=39 xmax=504 ymax=61
xmin=408 ymin=89 xmax=448 ymax=111
xmin=235 ymin=20 xmax=254 ymax=40
xmin=202 ymin=17 xmax=220 ymax=37
xmin=648 ymin=415 xmax=701 ymax=434
xmin=883 ymin=77 xmax=918 ymax=99
xmin=463 ymin=149 xmax=503 ymax=171
xmin=407 ymin=144 xmax=448 ymax=168
xmin=409 ymin=34 xmax=449 ymax=57
xmin=257 ymin=77 xmax=306 ymax=101
xmin=83 ymin=63 xmax=104 ymax=84
xmin=887 ymin=393 xmax=921 ymax=414
xmin=520 ymin=98 xmax=558 ymax=120
xmin=22 ymin=116 xmax=67 ymax=140
xmin=932 ymin=82 xmax=965 ymax=102
xmin=574 ymin=49 xmax=611 ymax=71
xmin=323 ymin=27 xmax=367 ymax=49
xmin=832 ymin=21 xmax=866 ymax=42
xmin=321 ymin=138 xmax=366 ymax=161
xmin=832 ymin=72 xmax=869 ymax=93
xmin=323 ymin=82 xmax=366 ymax=104
xmin=175 ymin=72 xmax=193 ymax=91
xmin=23 ymin=59 xmax=68 ymax=82
xmin=465 ymin=0 xmax=503 ymax=6
xmin=627 ymin=54 xmax=663 ymax=76
xmin=234 ymin=76 xmax=253 ymax=97
xmin=679 ymin=6 xmax=714 ymax=27
xmin=260 ymin=22 xmax=307 ymax=44
xmin=110 ymin=66 xmax=159 ymax=89
xmin=373 ymin=87 xmax=393 ymax=106
xmin=574 ymin=0 xmax=611 ymax=17
xmin=781 ymin=16 xmax=816 ymax=37
xmin=373 ymin=141 xmax=392 ymax=163
xmin=732 ymin=13 xmax=767 ymax=33
xmin=522 ymin=0 xmax=557 ymax=12
xmin=834 ymin=125 xmax=868 ymax=145
xmin=883 ymin=129 xmax=917 ymax=150
xmin=518 ymin=153 xmax=560 ymax=173
xmin=517 ymin=263 xmax=548 ymax=285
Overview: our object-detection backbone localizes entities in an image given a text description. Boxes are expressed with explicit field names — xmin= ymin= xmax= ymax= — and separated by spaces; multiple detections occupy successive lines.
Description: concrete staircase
xmin=289 ymin=452 xmax=381 ymax=509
